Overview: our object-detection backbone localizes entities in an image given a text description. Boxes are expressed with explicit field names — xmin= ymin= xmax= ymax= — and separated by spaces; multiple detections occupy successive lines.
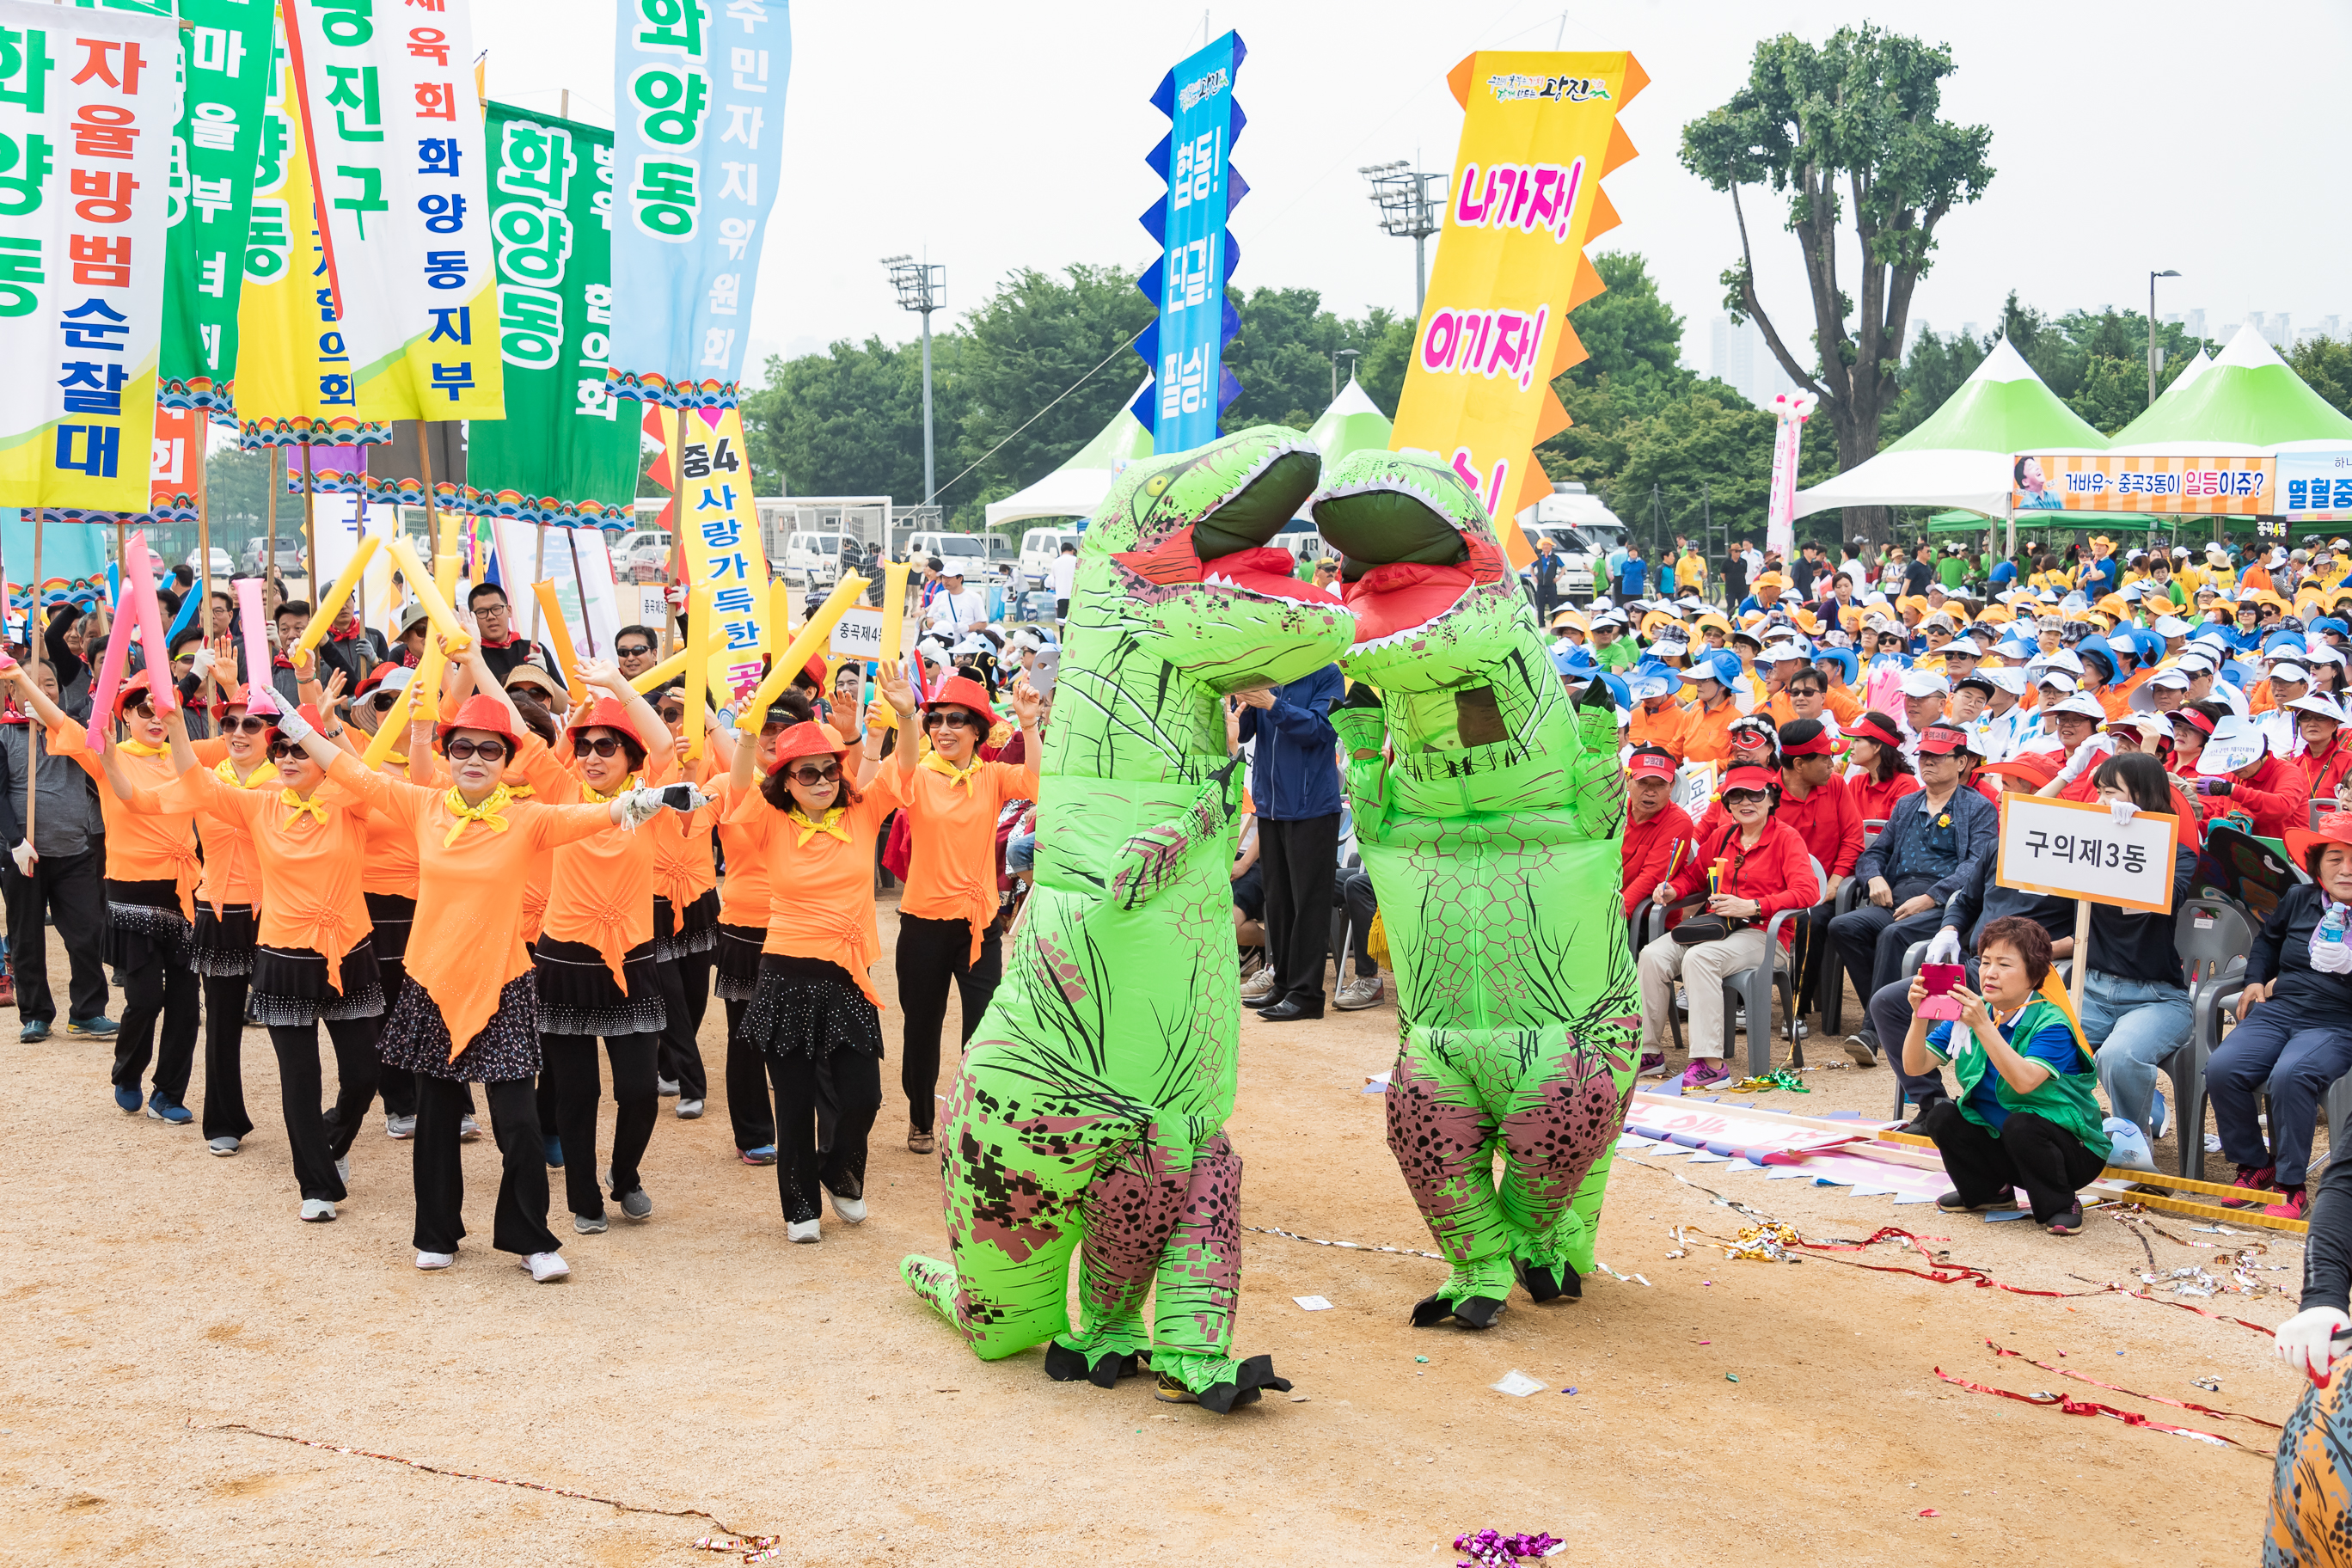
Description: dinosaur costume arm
xmin=1331 ymin=685 xmax=1392 ymax=847
xmin=1106 ymin=756 xmax=1244 ymax=911
xmin=1562 ymin=679 xmax=1626 ymax=842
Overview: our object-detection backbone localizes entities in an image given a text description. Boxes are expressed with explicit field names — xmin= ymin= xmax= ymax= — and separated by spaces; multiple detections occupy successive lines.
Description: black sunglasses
xmin=1724 ymin=790 xmax=1770 ymax=805
xmin=123 ymin=697 xmax=154 ymax=718
xmin=444 ymin=738 xmax=509 ymax=761
xmin=923 ymin=708 xmax=981 ymax=730
xmin=266 ymin=740 xmax=301 ymax=760
xmin=223 ymin=714 xmax=272 ymax=735
xmin=575 ymin=736 xmax=626 ymax=758
xmin=787 ymin=763 xmax=843 ymax=786
xmin=616 ymin=643 xmax=653 ymax=658
xmin=368 ymin=692 xmax=401 ymax=711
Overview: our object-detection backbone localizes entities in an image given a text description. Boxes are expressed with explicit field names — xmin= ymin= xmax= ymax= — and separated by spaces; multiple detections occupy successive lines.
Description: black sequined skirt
xmin=714 ymin=922 xmax=765 ymax=1001
xmin=531 ymin=936 xmax=665 ymax=1038
xmin=650 ymin=889 xmax=719 ymax=962
xmin=364 ymin=890 xmax=415 ymax=965
xmin=377 ymin=971 xmax=540 ymax=1084
xmin=189 ymin=902 xmax=259 ymax=977
xmin=248 ymin=940 xmax=385 ymax=1026
xmin=104 ymin=878 xmax=189 ymax=970
xmin=741 ymin=953 xmax=883 ymax=1061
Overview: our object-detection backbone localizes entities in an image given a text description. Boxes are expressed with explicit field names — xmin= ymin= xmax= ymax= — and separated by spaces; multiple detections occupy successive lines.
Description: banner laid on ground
xmin=0 ymin=0 xmax=177 ymax=510
xmin=235 ymin=9 xmax=390 ymax=448
xmin=1130 ymin=29 xmax=1244 ymax=450
xmin=2012 ymin=453 xmax=2273 ymax=515
xmin=675 ymin=405 xmax=769 ymax=699
xmin=1387 ymin=51 xmax=1645 ymax=567
xmin=285 ymin=0 xmax=502 ymax=420
xmin=607 ymin=0 xmax=791 ymax=409
xmin=469 ymin=101 xmax=640 ymax=523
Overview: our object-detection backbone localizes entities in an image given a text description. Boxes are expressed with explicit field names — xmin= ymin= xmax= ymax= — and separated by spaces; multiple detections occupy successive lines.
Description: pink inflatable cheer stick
xmin=120 ymin=531 xmax=175 ymax=715
xmin=236 ymin=576 xmax=279 ymax=714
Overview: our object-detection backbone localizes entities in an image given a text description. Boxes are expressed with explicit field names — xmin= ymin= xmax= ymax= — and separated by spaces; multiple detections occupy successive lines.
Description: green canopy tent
xmin=2110 ymin=326 xmax=2352 ymax=451
xmin=1305 ymin=375 xmax=1393 ymax=464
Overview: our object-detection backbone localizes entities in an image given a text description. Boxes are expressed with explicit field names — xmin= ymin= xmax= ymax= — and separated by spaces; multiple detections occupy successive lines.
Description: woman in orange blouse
xmin=382 ymin=682 xmax=679 ymax=1281
xmin=157 ymin=698 xmax=385 ymax=1221
xmin=724 ymin=666 xmax=919 ymax=1241
xmin=892 ymin=673 xmax=1039 ymax=1155
xmin=9 ymin=665 xmax=201 ymax=1124
xmin=341 ymin=661 xmax=431 ymax=1142
xmin=513 ymin=661 xmax=677 ymax=1236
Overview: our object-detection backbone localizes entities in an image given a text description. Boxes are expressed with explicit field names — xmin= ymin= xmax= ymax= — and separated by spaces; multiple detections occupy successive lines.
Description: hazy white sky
xmin=478 ymin=0 xmax=2352 ymax=386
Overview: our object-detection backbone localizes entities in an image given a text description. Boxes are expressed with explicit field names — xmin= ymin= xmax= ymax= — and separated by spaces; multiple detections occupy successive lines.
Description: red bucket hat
xmin=113 ymin=669 xmax=159 ymax=717
xmin=765 ymin=720 xmax=855 ymax=775
xmin=924 ymin=673 xmax=999 ymax=729
xmin=563 ymin=695 xmax=645 ymax=758
xmin=2288 ymin=812 xmax=2352 ymax=879
xmin=436 ymin=693 xmax=523 ymax=750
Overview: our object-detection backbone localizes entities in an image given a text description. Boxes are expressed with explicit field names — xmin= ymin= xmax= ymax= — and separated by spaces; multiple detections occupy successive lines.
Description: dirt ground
xmin=0 ymin=903 xmax=2309 ymax=1565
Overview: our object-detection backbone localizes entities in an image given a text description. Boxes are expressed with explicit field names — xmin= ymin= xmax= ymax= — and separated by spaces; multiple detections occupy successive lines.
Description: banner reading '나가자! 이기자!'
xmin=606 ymin=0 xmax=790 ymax=409
xmin=284 ymin=0 xmax=502 ymax=421
xmin=0 ymin=1 xmax=176 ymax=511
xmin=1387 ymin=52 xmax=1645 ymax=567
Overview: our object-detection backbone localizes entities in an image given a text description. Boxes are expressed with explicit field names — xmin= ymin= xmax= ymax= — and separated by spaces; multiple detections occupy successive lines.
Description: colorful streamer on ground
xmin=285 ymin=0 xmax=502 ymax=420
xmin=469 ymin=101 xmax=641 ymax=523
xmin=1130 ymin=29 xmax=1244 ymax=449
xmin=0 ymin=0 xmax=175 ymax=509
xmin=606 ymin=0 xmax=791 ymax=409
xmin=1387 ymin=52 xmax=1645 ymax=565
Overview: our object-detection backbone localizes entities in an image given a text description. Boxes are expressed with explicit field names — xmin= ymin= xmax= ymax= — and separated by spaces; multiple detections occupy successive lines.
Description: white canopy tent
xmin=983 ymin=384 xmax=1154 ymax=530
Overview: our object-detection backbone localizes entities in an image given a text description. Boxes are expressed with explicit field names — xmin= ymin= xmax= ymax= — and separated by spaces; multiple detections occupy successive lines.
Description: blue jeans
xmin=2206 ymin=999 xmax=2352 ymax=1187
xmin=2083 ymin=969 xmax=2192 ymax=1142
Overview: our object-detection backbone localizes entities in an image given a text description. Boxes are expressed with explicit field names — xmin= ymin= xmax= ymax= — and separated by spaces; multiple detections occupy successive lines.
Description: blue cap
xmin=2188 ymin=621 xmax=2234 ymax=646
xmin=1683 ymin=648 xmax=1744 ymax=688
xmin=1596 ymin=672 xmax=1632 ymax=711
xmin=2263 ymin=631 xmax=2307 ymax=658
xmin=1810 ymin=646 xmax=1859 ymax=686
xmin=2312 ymin=617 xmax=2349 ymax=640
xmin=1625 ymin=658 xmax=1679 ymax=702
xmin=1550 ymin=646 xmax=1596 ymax=677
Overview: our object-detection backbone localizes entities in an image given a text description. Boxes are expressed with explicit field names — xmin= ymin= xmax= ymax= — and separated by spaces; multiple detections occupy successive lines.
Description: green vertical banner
xmin=468 ymin=101 xmax=640 ymax=524
xmin=78 ymin=0 xmax=275 ymax=416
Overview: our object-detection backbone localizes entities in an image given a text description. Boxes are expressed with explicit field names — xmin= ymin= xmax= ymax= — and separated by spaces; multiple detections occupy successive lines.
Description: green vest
xmin=1935 ymin=996 xmax=2112 ymax=1160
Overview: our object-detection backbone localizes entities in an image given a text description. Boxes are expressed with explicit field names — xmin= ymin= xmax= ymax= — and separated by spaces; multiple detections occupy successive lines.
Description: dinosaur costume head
xmin=1312 ymin=449 xmax=1524 ymax=692
xmin=1081 ymin=425 xmax=1354 ymax=695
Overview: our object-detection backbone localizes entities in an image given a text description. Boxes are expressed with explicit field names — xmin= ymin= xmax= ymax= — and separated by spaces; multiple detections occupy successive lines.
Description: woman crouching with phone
xmin=1903 ymin=915 xmax=2111 ymax=1235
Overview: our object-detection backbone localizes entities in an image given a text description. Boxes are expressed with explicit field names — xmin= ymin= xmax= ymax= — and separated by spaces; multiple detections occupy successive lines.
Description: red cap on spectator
xmin=1720 ymin=763 xmax=1779 ymax=796
xmin=1626 ymin=746 xmax=1677 ymax=782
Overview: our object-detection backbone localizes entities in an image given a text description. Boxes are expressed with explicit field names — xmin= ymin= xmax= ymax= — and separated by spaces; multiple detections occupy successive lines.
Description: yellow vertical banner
xmin=675 ymin=407 xmax=772 ymax=706
xmin=1387 ymin=53 xmax=1646 ymax=567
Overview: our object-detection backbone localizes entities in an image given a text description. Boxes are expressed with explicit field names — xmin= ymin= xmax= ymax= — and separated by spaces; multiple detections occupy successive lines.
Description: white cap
xmin=2272 ymin=664 xmax=2313 ymax=687
xmin=2307 ymin=642 xmax=2347 ymax=666
xmin=2151 ymin=616 xmax=2191 ymax=637
xmin=2048 ymin=693 xmax=2109 ymax=721
xmin=1979 ymin=667 xmax=2029 ymax=695
xmin=2172 ymin=545 xmax=2191 ymax=558
xmin=2030 ymin=649 xmax=2086 ymax=677
xmin=2036 ymin=671 xmax=2080 ymax=695
xmin=2288 ymin=693 xmax=2347 ymax=722
xmin=1943 ymin=635 xmax=1984 ymax=658
xmin=2150 ymin=667 xmax=2193 ymax=689
xmin=2176 ymin=648 xmax=2218 ymax=675
xmin=1762 ymin=640 xmax=1810 ymax=663
xmin=2198 ymin=714 xmax=2267 ymax=775
xmin=1899 ymin=669 xmax=1951 ymax=699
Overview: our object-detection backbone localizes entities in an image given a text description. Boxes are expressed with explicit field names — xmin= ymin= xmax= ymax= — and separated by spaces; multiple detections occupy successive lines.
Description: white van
xmin=1017 ymin=525 xmax=1083 ymax=591
xmin=782 ymin=530 xmax=847 ymax=591
xmin=902 ymin=531 xmax=989 ymax=579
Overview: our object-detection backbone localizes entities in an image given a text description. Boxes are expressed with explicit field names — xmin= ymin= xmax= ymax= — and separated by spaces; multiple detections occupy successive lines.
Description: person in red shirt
xmin=1634 ymin=763 xmax=1822 ymax=1092
xmin=1844 ymin=711 xmax=1920 ymax=825
xmin=2194 ymin=714 xmax=2312 ymax=839
xmin=1621 ymin=747 xmax=1695 ymax=911
xmin=2293 ymin=694 xmax=2352 ymax=805
xmin=1773 ymin=720 xmax=1865 ymax=1026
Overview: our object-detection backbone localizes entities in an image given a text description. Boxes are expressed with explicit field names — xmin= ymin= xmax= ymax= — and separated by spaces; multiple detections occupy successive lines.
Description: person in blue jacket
xmin=1235 ymin=664 xmax=1344 ymax=1022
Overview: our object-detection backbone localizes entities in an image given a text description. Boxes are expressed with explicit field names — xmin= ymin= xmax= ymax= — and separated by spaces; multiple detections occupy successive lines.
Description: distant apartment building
xmin=1707 ymin=313 xmax=1799 ymax=408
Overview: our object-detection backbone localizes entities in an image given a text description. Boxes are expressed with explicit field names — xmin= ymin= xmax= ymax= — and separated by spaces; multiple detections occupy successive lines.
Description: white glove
xmin=2054 ymin=734 xmax=2111 ymax=785
xmin=10 ymin=841 xmax=34 ymax=875
xmin=1925 ymin=926 xmax=1963 ymax=967
xmin=2108 ymin=798 xmax=2139 ymax=824
xmin=2275 ymin=1306 xmax=2351 ymax=1384
xmin=616 ymin=786 xmax=671 ymax=828
xmin=187 ymin=646 xmax=217 ymax=682
xmin=273 ymin=705 xmax=315 ymax=744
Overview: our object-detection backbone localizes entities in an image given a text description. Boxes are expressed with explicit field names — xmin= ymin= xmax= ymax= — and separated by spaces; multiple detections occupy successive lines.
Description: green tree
xmin=738 ymin=333 xmax=965 ymax=505
xmin=1221 ymin=289 xmax=1407 ymax=430
xmin=2291 ymin=335 xmax=2352 ymax=418
xmin=1679 ymin=25 xmax=1995 ymax=539
xmin=1610 ymin=389 xmax=1839 ymax=547
xmin=1354 ymin=312 xmax=1415 ymax=418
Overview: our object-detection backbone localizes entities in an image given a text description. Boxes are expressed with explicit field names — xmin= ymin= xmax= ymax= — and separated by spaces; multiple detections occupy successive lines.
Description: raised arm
xmin=579 ymin=658 xmax=674 ymax=775
xmin=874 ymin=663 xmax=921 ymax=779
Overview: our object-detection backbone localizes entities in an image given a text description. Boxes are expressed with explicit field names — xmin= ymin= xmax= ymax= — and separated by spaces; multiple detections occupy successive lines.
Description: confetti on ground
xmin=1489 ymin=1370 xmax=1546 ymax=1398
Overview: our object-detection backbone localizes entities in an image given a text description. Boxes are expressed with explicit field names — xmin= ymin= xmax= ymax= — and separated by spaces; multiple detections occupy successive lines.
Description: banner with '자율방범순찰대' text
xmin=1387 ymin=52 xmax=1645 ymax=567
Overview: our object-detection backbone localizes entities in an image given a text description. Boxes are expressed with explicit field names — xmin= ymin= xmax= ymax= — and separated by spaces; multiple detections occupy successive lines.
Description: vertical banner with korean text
xmin=1387 ymin=52 xmax=1645 ymax=567
xmin=0 ymin=1 xmax=175 ymax=510
xmin=234 ymin=5 xmax=390 ymax=446
xmin=469 ymin=101 xmax=640 ymax=522
xmin=675 ymin=405 xmax=769 ymax=701
xmin=78 ymin=0 xmax=274 ymax=415
xmin=1130 ymin=29 xmax=1243 ymax=450
xmin=607 ymin=0 xmax=790 ymax=409
xmin=285 ymin=0 xmax=501 ymax=419
xmin=1763 ymin=391 xmax=1815 ymax=561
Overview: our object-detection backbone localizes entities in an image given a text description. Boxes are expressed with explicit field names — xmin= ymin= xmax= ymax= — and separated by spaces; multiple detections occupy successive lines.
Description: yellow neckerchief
xmin=920 ymin=750 xmax=986 ymax=793
xmin=215 ymin=757 xmax=276 ymax=790
xmin=442 ymin=783 xmax=514 ymax=848
xmin=117 ymin=737 xmax=166 ymax=758
xmin=579 ymin=771 xmax=639 ymax=806
xmin=279 ymin=788 xmax=328 ymax=830
xmin=787 ymin=804 xmax=851 ymax=846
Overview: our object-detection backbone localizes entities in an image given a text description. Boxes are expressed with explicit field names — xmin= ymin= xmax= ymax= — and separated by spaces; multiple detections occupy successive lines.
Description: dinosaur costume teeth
xmin=903 ymin=426 xmax=1353 ymax=1404
xmin=1313 ymin=448 xmax=1638 ymax=1320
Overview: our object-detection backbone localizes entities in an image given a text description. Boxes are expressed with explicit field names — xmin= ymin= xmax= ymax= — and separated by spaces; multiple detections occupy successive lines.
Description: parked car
xmin=781 ymin=530 xmax=850 ymax=591
xmin=184 ymin=546 xmax=236 ymax=581
xmin=900 ymin=531 xmax=989 ymax=579
xmin=1514 ymin=483 xmax=1629 ymax=605
xmin=1015 ymin=525 xmax=1084 ymax=591
xmin=613 ymin=529 xmax=672 ymax=583
xmin=241 ymin=540 xmax=306 ymax=577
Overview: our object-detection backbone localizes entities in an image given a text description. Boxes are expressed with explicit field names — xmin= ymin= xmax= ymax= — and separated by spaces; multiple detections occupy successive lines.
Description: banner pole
xmin=567 ymin=526 xmax=599 ymax=657
xmin=302 ymin=444 xmax=320 ymax=612
xmin=2069 ymin=900 xmax=2092 ymax=1021
xmin=264 ymin=446 xmax=279 ymax=617
xmin=195 ymin=425 xmax=215 ymax=706
xmin=23 ymin=512 xmax=40 ymax=852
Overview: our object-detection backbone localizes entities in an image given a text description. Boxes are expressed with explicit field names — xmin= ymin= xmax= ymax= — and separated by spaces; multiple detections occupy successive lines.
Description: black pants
xmin=373 ymin=958 xmax=416 ymax=1119
xmin=1827 ymin=882 xmax=1942 ymax=1038
xmin=1260 ymin=813 xmax=1341 ymax=1010
xmin=113 ymin=949 xmax=199 ymax=1102
xmin=1919 ymin=1099 xmax=2104 ymax=1225
xmin=767 ymin=1049 xmax=881 ymax=1225
xmin=2 ymin=848 xmax=107 ymax=1023
xmin=725 ymin=997 xmax=775 ymax=1153
xmin=201 ymin=974 xmax=254 ymax=1142
xmin=654 ymin=951 xmax=711 ymax=1099
xmin=896 ymin=912 xmax=1001 ymax=1135
xmin=1334 ymin=867 xmax=1377 ymax=978
xmin=1788 ymin=902 xmax=1837 ymax=1015
xmin=268 ymin=1016 xmax=380 ymax=1202
xmin=542 ymin=1032 xmax=660 ymax=1222
xmin=412 ymin=1075 xmax=555 ymax=1257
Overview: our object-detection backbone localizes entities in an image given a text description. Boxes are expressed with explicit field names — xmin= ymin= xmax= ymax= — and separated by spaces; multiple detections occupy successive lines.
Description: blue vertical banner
xmin=607 ymin=0 xmax=791 ymax=409
xmin=1130 ymin=31 xmax=1246 ymax=450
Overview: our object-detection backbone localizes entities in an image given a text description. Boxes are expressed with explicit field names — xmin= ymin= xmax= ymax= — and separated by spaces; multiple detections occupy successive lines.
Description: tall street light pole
xmin=2148 ymin=268 xmax=2180 ymax=406
xmin=884 ymin=254 xmax=946 ymax=508
xmin=1332 ymin=347 xmax=1359 ymax=401
xmin=1359 ymin=161 xmax=1447 ymax=315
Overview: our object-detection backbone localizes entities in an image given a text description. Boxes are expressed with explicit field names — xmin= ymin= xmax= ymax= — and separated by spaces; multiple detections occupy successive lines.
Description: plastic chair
xmin=2167 ymin=897 xmax=2256 ymax=1180
xmin=1648 ymin=856 xmax=1823 ymax=1075
xmin=1819 ymin=873 xmax=1868 ymax=1036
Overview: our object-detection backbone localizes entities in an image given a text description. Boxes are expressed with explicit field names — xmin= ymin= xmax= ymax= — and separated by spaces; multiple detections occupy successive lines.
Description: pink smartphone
xmin=1917 ymin=963 xmax=1966 ymax=1021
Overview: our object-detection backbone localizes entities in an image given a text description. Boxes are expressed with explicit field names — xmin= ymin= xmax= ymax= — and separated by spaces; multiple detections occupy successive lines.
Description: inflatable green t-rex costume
xmin=902 ymin=426 xmax=1354 ymax=1411
xmin=1312 ymin=448 xmax=1637 ymax=1329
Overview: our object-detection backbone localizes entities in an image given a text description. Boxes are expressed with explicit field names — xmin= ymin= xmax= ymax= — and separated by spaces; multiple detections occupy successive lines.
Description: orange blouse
xmin=897 ymin=754 xmax=1038 ymax=960
xmin=518 ymin=746 xmax=676 ymax=990
xmin=647 ymin=750 xmax=721 ymax=914
xmin=362 ymin=745 xmax=423 ymax=897
xmin=170 ymin=750 xmax=385 ymax=985
xmin=48 ymin=720 xmax=200 ymax=918
xmin=710 ymin=774 xmax=769 ymax=931
xmin=381 ymin=744 xmax=622 ymax=1057
xmin=725 ymin=767 xmax=910 ymax=1008
xmin=175 ymin=737 xmax=273 ymax=915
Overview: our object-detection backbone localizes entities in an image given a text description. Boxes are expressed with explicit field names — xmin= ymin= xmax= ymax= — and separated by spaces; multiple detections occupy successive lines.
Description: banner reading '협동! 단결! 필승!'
xmin=1387 ymin=52 xmax=1645 ymax=568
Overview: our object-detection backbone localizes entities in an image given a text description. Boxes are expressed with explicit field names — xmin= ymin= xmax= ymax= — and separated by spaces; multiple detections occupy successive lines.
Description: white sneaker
xmin=787 ymin=1218 xmax=821 ymax=1244
xmin=1675 ymin=984 xmax=1689 ymax=1014
xmin=206 ymin=1136 xmax=240 ymax=1156
xmin=522 ymin=1251 xmax=570 ymax=1283
xmin=1334 ymin=976 xmax=1384 ymax=1011
xmin=657 ymin=1077 xmax=681 ymax=1098
xmin=458 ymin=1114 xmax=481 ymax=1143
xmin=415 ymin=1250 xmax=456 ymax=1271
xmin=299 ymin=1198 xmax=337 ymax=1222
xmin=677 ymin=1098 xmax=705 ymax=1119
xmin=829 ymin=1190 xmax=867 ymax=1225
xmin=1240 ymin=971 xmax=1278 ymax=1004
xmin=385 ymin=1113 xmax=417 ymax=1140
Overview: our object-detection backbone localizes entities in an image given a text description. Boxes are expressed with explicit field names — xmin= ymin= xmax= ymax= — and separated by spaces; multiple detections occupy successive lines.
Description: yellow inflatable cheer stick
xmin=292 ymin=536 xmax=380 ymax=659
xmin=744 ymin=574 xmax=867 ymax=720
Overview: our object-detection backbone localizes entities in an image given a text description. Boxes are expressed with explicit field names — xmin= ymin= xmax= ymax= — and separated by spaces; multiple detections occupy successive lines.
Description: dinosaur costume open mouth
xmin=1109 ymin=441 xmax=1341 ymax=607
xmin=1342 ymin=561 xmax=1476 ymax=649
xmin=1314 ymin=469 xmax=1511 ymax=652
